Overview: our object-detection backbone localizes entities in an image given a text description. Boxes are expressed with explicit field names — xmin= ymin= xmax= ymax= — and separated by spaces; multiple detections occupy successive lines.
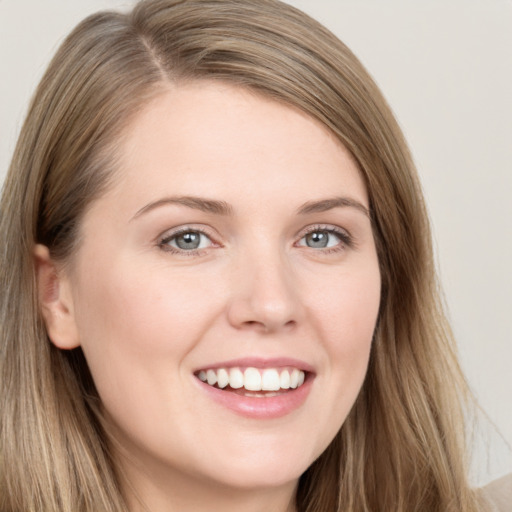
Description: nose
xmin=226 ymin=250 xmax=303 ymax=334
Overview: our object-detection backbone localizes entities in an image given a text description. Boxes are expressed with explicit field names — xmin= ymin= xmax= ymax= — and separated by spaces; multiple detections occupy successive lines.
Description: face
xmin=54 ymin=82 xmax=380 ymax=496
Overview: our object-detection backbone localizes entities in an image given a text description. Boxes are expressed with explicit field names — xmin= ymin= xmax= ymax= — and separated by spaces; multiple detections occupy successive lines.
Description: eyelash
xmin=157 ymin=224 xmax=353 ymax=256
xmin=158 ymin=227 xmax=217 ymax=256
xmin=295 ymin=225 xmax=353 ymax=254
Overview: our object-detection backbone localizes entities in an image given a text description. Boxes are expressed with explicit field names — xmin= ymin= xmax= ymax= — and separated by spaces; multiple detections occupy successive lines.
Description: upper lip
xmin=193 ymin=357 xmax=315 ymax=374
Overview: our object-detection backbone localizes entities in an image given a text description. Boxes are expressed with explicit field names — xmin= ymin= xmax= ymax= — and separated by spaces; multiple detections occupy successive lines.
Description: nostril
xmin=242 ymin=319 xmax=296 ymax=332
xmin=240 ymin=320 xmax=271 ymax=333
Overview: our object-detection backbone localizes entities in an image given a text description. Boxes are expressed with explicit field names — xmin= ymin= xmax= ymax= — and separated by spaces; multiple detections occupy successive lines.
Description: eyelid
xmin=157 ymin=225 xmax=220 ymax=254
xmin=295 ymin=224 xmax=354 ymax=250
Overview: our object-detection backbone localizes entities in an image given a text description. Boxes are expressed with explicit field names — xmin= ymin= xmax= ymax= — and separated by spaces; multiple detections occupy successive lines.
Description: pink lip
xmin=193 ymin=356 xmax=315 ymax=373
xmin=193 ymin=357 xmax=315 ymax=419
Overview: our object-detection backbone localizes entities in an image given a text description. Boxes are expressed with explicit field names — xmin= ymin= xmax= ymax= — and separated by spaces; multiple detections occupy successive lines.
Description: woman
xmin=0 ymin=0 xmax=508 ymax=510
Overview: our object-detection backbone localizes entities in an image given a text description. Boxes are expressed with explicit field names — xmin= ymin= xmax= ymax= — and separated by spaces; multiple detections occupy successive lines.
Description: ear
xmin=33 ymin=244 xmax=80 ymax=350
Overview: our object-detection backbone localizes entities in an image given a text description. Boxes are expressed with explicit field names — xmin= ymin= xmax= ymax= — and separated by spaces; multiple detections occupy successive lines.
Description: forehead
xmin=96 ymin=81 xmax=368 ymax=216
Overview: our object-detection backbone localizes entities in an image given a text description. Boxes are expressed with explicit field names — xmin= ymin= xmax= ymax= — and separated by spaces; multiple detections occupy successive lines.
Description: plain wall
xmin=1 ymin=0 xmax=511 ymax=484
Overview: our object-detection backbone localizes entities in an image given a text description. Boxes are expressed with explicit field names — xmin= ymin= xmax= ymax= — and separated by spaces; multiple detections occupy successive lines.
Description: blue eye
xmin=160 ymin=230 xmax=213 ymax=252
xmin=298 ymin=228 xmax=350 ymax=250
xmin=304 ymin=230 xmax=334 ymax=248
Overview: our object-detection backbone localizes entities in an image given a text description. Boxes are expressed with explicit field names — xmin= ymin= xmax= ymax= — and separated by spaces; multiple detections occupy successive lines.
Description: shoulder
xmin=479 ymin=473 xmax=512 ymax=512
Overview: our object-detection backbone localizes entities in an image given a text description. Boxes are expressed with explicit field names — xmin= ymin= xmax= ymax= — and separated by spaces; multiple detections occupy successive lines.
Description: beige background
xmin=1 ymin=0 xmax=511 ymax=484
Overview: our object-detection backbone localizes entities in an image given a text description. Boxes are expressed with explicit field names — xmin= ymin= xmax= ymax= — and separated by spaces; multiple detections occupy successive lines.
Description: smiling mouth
xmin=195 ymin=367 xmax=307 ymax=396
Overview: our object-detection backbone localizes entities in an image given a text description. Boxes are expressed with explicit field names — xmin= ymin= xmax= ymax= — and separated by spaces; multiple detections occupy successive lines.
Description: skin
xmin=36 ymin=82 xmax=381 ymax=512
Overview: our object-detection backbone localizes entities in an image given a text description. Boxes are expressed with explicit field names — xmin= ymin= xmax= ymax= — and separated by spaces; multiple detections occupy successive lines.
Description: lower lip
xmin=196 ymin=376 xmax=314 ymax=419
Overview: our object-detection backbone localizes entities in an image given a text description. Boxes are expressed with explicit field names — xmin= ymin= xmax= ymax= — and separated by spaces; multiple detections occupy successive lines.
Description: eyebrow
xmin=297 ymin=197 xmax=370 ymax=218
xmin=131 ymin=194 xmax=369 ymax=220
xmin=132 ymin=196 xmax=234 ymax=220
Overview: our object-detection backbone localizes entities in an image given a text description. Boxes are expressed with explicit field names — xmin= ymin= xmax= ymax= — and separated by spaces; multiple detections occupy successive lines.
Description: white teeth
xmin=290 ymin=369 xmax=300 ymax=389
xmin=244 ymin=367 xmax=262 ymax=391
xmin=206 ymin=370 xmax=217 ymax=386
xmin=261 ymin=369 xmax=280 ymax=391
xmin=206 ymin=369 xmax=217 ymax=386
xmin=280 ymin=370 xmax=290 ymax=389
xmin=229 ymin=368 xmax=244 ymax=389
xmin=217 ymin=368 xmax=229 ymax=389
xmin=197 ymin=366 xmax=307 ymax=392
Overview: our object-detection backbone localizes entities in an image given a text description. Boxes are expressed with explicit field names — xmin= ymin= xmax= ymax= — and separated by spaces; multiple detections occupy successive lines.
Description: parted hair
xmin=0 ymin=1 xmax=482 ymax=510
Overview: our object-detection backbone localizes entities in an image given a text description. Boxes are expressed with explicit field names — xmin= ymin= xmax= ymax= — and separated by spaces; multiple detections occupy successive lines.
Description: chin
xmin=203 ymin=461 xmax=304 ymax=491
xmin=192 ymin=436 xmax=321 ymax=491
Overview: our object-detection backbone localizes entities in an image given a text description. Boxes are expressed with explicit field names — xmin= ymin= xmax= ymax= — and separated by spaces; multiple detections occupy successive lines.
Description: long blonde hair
xmin=0 ymin=1 xmax=482 ymax=510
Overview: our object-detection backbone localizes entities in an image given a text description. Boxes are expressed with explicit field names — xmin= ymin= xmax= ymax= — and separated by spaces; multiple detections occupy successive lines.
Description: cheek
xmin=69 ymin=259 xmax=227 ymax=449
xmin=312 ymin=266 xmax=380 ymax=395
xmin=70 ymin=258 xmax=225 ymax=401
xmin=74 ymin=260 xmax=216 ymax=349
xmin=313 ymin=265 xmax=381 ymax=349
xmin=292 ymin=264 xmax=380 ymax=459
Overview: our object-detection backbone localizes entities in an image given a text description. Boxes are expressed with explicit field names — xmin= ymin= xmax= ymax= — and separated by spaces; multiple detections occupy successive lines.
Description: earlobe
xmin=33 ymin=244 xmax=80 ymax=350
